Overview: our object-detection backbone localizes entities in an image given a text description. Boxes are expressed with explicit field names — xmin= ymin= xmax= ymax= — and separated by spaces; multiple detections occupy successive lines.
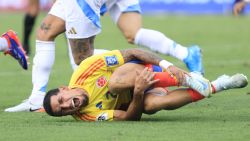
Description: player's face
xmin=50 ymin=86 xmax=88 ymax=116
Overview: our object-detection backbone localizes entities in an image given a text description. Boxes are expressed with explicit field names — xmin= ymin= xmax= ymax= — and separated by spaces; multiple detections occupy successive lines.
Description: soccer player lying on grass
xmin=43 ymin=49 xmax=248 ymax=121
xmin=0 ymin=30 xmax=28 ymax=70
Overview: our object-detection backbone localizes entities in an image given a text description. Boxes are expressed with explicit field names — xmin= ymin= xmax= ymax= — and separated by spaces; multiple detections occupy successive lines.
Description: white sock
xmin=134 ymin=28 xmax=188 ymax=61
xmin=29 ymin=40 xmax=55 ymax=106
xmin=0 ymin=37 xmax=8 ymax=51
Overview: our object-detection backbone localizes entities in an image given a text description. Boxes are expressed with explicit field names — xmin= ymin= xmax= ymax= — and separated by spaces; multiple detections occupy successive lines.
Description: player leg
xmin=0 ymin=30 xmax=28 ymax=69
xmin=108 ymin=0 xmax=204 ymax=74
xmin=109 ymin=63 xmax=211 ymax=96
xmin=67 ymin=37 xmax=109 ymax=71
xmin=233 ymin=0 xmax=247 ymax=16
xmin=144 ymin=88 xmax=193 ymax=114
xmin=5 ymin=0 xmax=66 ymax=112
xmin=5 ymin=0 xmax=110 ymax=112
xmin=23 ymin=0 xmax=40 ymax=55
xmin=143 ymin=73 xmax=248 ymax=114
xmin=211 ymin=73 xmax=248 ymax=93
xmin=0 ymin=37 xmax=8 ymax=51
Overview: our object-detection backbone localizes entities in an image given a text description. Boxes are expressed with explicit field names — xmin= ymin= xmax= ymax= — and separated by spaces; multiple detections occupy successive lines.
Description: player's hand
xmin=134 ymin=67 xmax=159 ymax=95
xmin=167 ymin=66 xmax=189 ymax=86
xmin=233 ymin=1 xmax=247 ymax=16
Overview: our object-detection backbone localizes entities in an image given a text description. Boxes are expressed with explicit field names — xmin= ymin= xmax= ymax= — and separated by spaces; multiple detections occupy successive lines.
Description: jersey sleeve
xmin=68 ymin=50 xmax=124 ymax=88
xmin=72 ymin=110 xmax=115 ymax=121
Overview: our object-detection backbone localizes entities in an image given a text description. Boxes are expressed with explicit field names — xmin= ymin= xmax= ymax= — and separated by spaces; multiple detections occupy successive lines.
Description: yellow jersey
xmin=69 ymin=50 xmax=131 ymax=121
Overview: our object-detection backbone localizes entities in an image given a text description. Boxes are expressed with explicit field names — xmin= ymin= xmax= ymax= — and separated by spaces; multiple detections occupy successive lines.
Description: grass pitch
xmin=0 ymin=12 xmax=250 ymax=141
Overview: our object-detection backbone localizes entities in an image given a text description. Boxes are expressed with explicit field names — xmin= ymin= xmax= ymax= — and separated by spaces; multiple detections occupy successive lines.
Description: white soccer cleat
xmin=5 ymin=100 xmax=43 ymax=112
xmin=212 ymin=73 xmax=248 ymax=92
xmin=185 ymin=72 xmax=212 ymax=97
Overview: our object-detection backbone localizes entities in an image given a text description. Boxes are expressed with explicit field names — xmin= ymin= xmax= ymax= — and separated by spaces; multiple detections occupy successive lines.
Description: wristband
xmin=159 ymin=60 xmax=173 ymax=69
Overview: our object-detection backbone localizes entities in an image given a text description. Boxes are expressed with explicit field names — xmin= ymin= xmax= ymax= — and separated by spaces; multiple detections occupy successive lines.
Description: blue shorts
xmin=128 ymin=60 xmax=163 ymax=72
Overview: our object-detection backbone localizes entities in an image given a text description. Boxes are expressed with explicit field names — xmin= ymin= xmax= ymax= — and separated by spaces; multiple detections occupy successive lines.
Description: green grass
xmin=0 ymin=12 xmax=250 ymax=141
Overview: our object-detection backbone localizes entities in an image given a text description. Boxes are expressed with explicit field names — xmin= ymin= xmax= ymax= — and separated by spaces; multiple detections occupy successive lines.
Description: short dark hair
xmin=43 ymin=88 xmax=60 ymax=116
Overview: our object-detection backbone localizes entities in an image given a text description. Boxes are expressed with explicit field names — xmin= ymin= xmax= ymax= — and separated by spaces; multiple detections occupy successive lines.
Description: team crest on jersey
xmin=96 ymin=112 xmax=108 ymax=121
xmin=105 ymin=55 xmax=118 ymax=66
xmin=96 ymin=76 xmax=107 ymax=88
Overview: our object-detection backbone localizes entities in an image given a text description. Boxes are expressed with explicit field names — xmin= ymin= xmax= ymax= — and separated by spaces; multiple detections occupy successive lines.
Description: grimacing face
xmin=50 ymin=86 xmax=88 ymax=116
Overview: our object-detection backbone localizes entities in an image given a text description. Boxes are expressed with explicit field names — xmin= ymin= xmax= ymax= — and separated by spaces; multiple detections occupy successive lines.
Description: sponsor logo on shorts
xmin=96 ymin=112 xmax=108 ymax=121
xmin=105 ymin=55 xmax=118 ymax=66
xmin=96 ymin=76 xmax=107 ymax=88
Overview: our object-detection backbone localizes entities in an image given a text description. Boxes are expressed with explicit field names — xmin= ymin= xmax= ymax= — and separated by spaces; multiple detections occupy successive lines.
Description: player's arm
xmin=119 ymin=48 xmax=188 ymax=87
xmin=120 ymin=48 xmax=163 ymax=66
xmin=113 ymin=68 xmax=159 ymax=121
xmin=119 ymin=48 xmax=182 ymax=73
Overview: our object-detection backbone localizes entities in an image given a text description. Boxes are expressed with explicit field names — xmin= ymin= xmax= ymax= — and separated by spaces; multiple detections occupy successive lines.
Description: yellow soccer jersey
xmin=69 ymin=50 xmax=131 ymax=121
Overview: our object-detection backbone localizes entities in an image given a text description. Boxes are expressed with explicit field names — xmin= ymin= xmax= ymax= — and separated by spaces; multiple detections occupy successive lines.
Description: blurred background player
xmin=233 ymin=0 xmax=250 ymax=16
xmin=22 ymin=0 xmax=40 ymax=55
xmin=5 ymin=0 xmax=204 ymax=112
xmin=0 ymin=30 xmax=28 ymax=70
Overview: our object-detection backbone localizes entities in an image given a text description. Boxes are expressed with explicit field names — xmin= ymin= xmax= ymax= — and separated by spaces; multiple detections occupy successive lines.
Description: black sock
xmin=23 ymin=14 xmax=36 ymax=55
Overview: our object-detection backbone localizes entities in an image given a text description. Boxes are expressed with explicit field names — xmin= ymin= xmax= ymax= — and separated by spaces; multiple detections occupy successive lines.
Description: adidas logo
xmin=68 ymin=27 xmax=77 ymax=35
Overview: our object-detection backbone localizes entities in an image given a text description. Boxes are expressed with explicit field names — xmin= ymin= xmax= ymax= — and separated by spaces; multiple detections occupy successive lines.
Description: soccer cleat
xmin=183 ymin=45 xmax=204 ymax=75
xmin=1 ymin=30 xmax=28 ymax=70
xmin=212 ymin=73 xmax=248 ymax=92
xmin=185 ymin=72 xmax=212 ymax=97
xmin=4 ymin=100 xmax=43 ymax=112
